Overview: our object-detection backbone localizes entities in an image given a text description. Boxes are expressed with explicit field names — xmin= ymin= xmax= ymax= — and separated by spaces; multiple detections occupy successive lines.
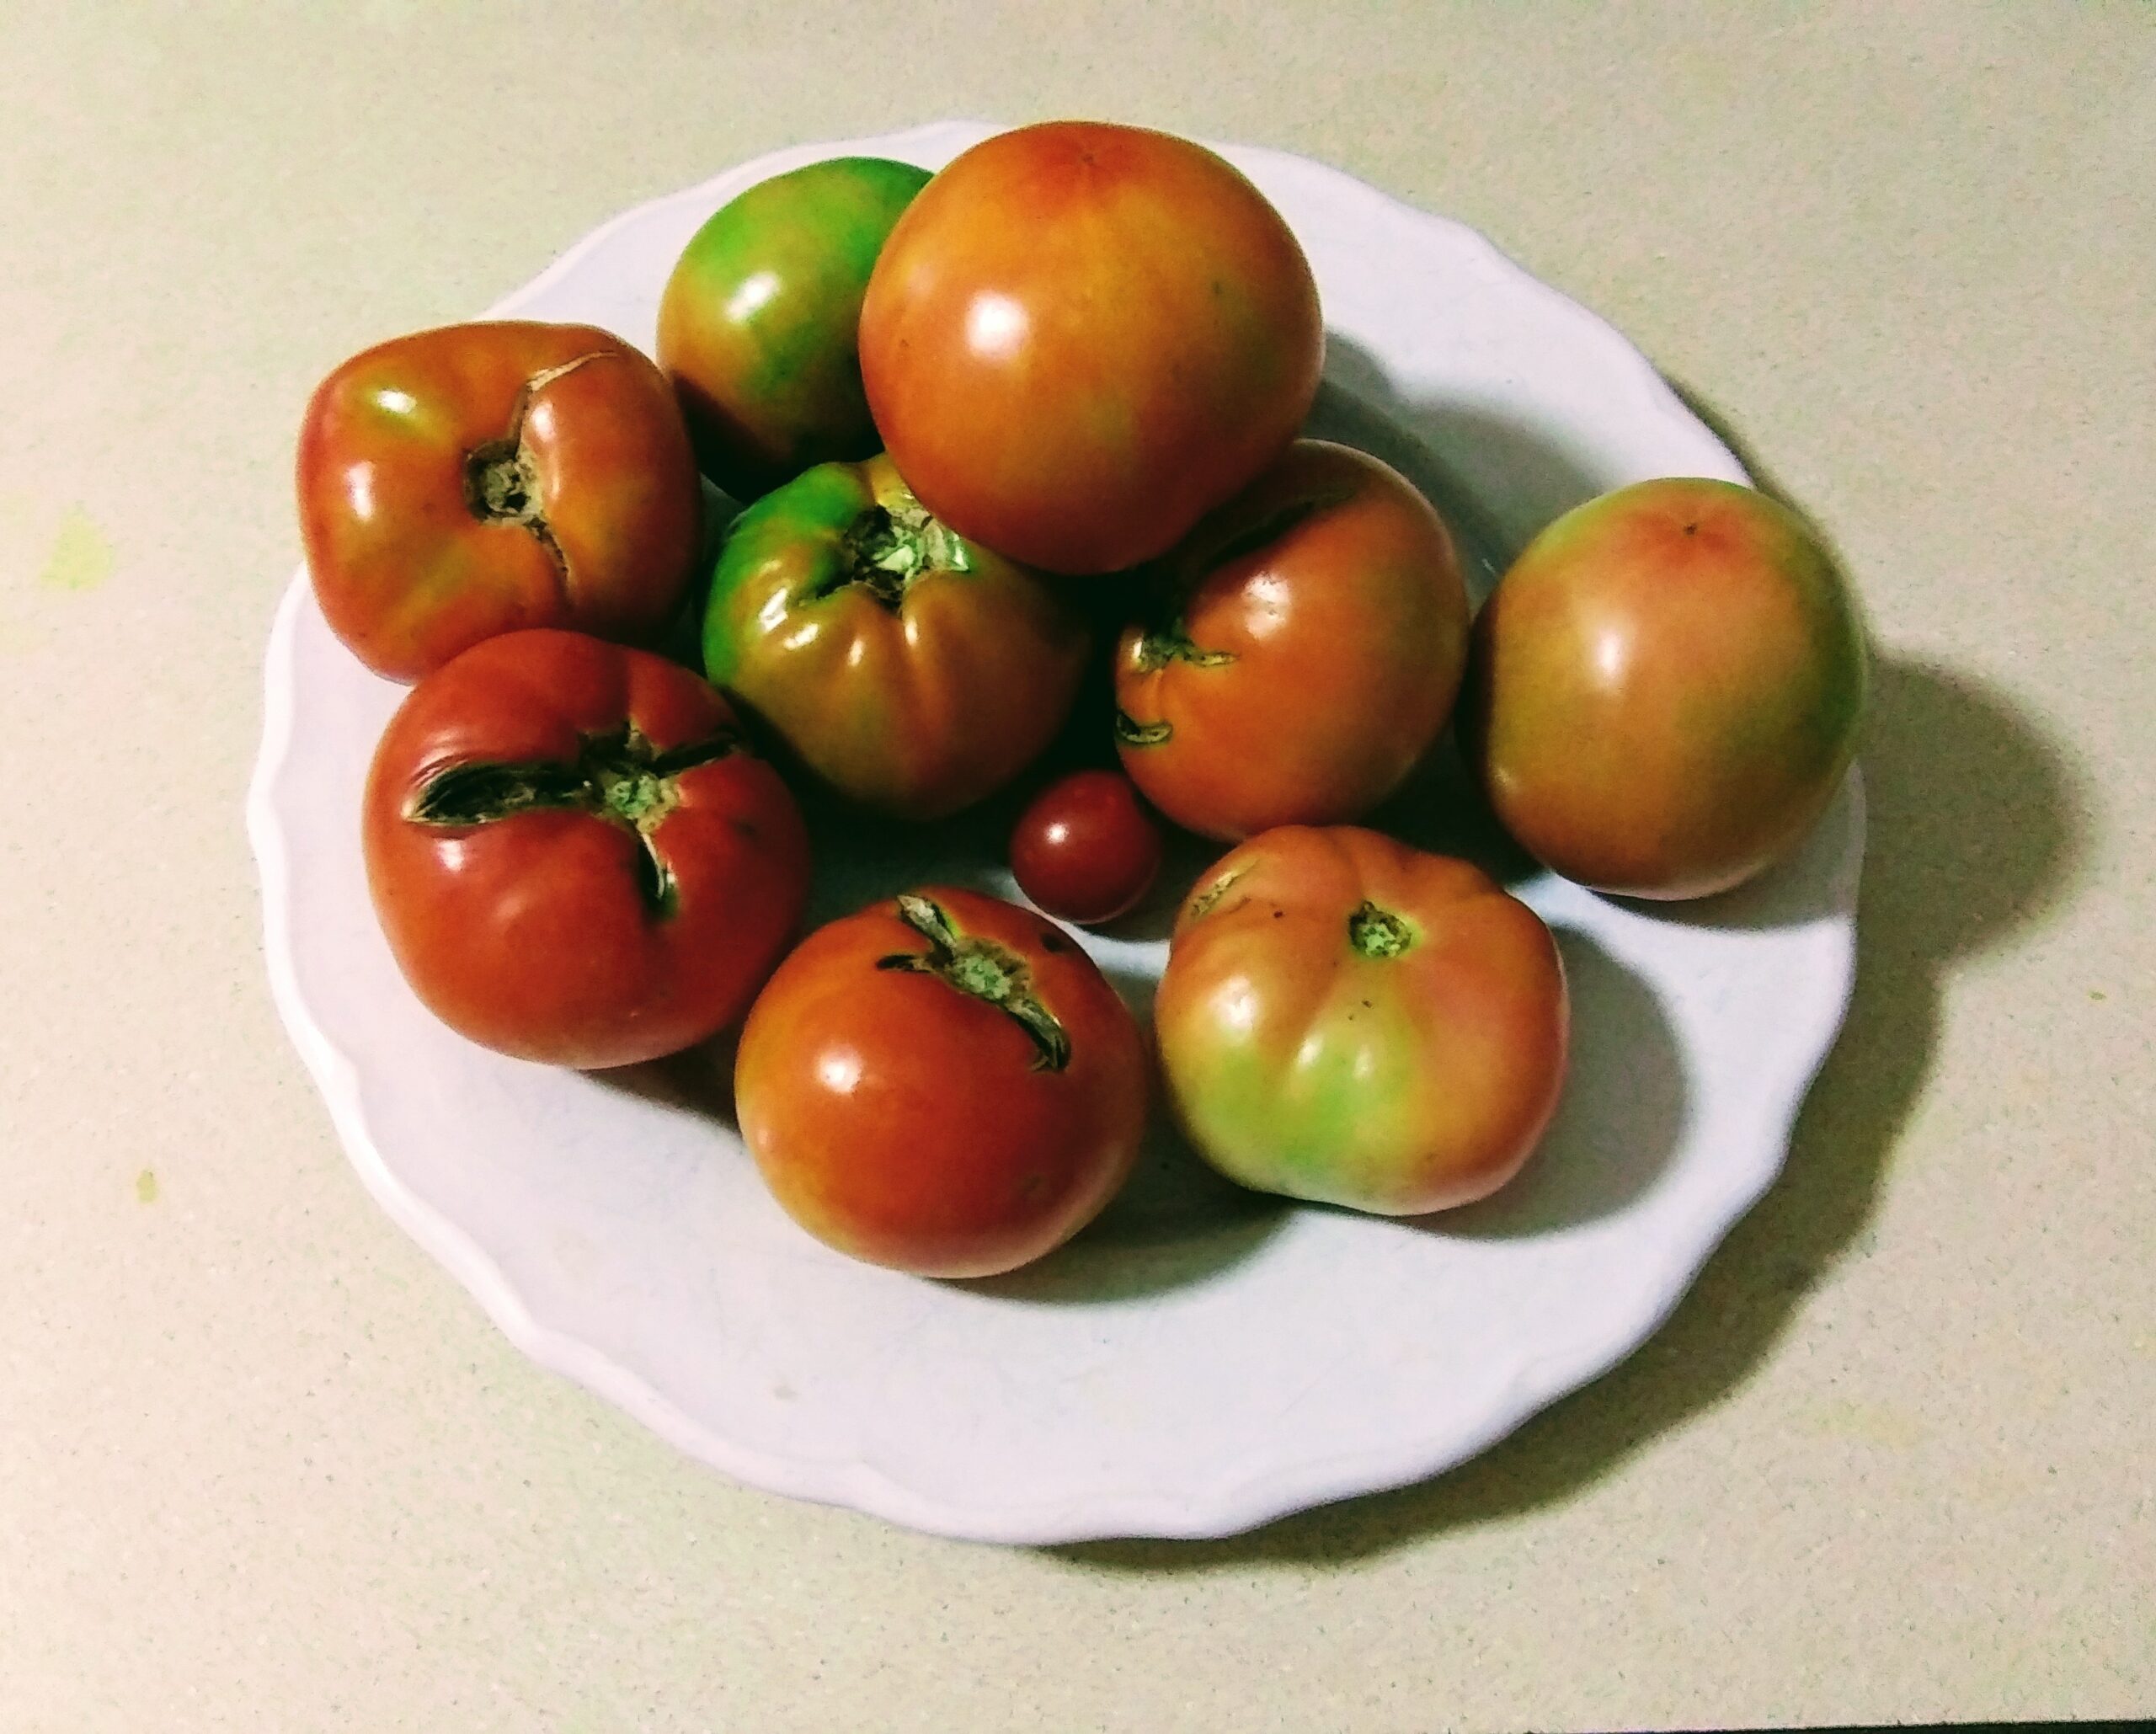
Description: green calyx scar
xmin=1129 ymin=490 xmax=1353 ymax=673
xmin=826 ymin=480 xmax=973 ymax=611
xmin=876 ymin=894 xmax=1072 ymax=1072
xmin=1113 ymin=708 xmax=1172 ymax=748
xmin=462 ymin=351 xmax=613 ymax=600
xmin=1132 ymin=622 xmax=1235 ymax=673
xmin=1347 ymin=900 xmax=1415 ymax=960
xmin=406 ymin=722 xmax=739 ymax=916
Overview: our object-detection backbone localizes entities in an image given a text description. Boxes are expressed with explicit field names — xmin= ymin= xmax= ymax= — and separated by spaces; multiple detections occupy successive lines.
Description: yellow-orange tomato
xmin=1114 ymin=440 xmax=1469 ymax=841
xmin=1462 ymin=477 xmax=1866 ymax=899
xmin=859 ymin=121 xmax=1322 ymax=575
xmin=1156 ymin=827 xmax=1568 ymax=1215
xmin=735 ymin=888 xmax=1148 ymax=1278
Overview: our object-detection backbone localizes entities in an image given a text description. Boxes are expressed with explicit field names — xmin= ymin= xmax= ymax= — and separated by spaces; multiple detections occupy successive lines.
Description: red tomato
xmin=299 ymin=322 xmax=702 ymax=682
xmin=1009 ymin=769 xmax=1163 ymax=926
xmin=1462 ymin=478 xmax=1867 ymax=899
xmin=735 ymin=888 xmax=1148 ymax=1278
xmin=363 ymin=629 xmax=809 ymax=1067
xmin=1114 ymin=440 xmax=1470 ymax=840
xmin=1157 ymin=826 xmax=1567 ymax=1214
xmin=859 ymin=121 xmax=1323 ymax=575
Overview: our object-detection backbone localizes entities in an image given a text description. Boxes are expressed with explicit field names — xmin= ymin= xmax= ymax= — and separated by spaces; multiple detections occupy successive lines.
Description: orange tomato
xmin=1462 ymin=477 xmax=1866 ymax=899
xmin=859 ymin=122 xmax=1322 ymax=575
xmin=1114 ymin=441 xmax=1469 ymax=840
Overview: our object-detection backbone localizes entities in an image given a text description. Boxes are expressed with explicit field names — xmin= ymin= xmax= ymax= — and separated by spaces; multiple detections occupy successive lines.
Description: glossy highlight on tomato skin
xmin=298 ymin=321 xmax=702 ymax=683
xmin=1156 ymin=826 xmax=1568 ymax=1215
xmin=734 ymin=888 xmax=1149 ymax=1278
xmin=658 ymin=157 xmax=931 ymax=499
xmin=1114 ymin=440 xmax=1470 ymax=841
xmin=1462 ymin=477 xmax=1867 ymax=900
xmin=363 ymin=629 xmax=810 ymax=1069
xmin=859 ymin=121 xmax=1324 ymax=575
xmin=1009 ymin=770 xmax=1163 ymax=926
xmin=701 ymin=452 xmax=1088 ymax=819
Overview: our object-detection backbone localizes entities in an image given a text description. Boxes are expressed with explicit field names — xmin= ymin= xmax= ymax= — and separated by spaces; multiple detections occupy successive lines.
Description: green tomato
xmin=658 ymin=157 xmax=931 ymax=499
xmin=702 ymin=453 xmax=1089 ymax=819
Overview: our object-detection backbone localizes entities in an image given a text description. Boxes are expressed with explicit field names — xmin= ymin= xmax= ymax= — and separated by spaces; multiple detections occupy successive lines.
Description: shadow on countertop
xmin=1045 ymin=381 xmax=2095 ymax=1572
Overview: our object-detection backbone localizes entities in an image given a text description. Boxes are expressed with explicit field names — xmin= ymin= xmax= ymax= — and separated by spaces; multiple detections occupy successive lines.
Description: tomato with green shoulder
xmin=701 ymin=452 xmax=1088 ymax=819
xmin=659 ymin=156 xmax=931 ymax=499
xmin=1155 ymin=825 xmax=1568 ymax=1215
xmin=1461 ymin=477 xmax=1866 ymax=899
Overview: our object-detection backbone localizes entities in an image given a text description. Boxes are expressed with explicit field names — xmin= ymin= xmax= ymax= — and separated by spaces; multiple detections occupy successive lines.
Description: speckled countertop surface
xmin=3 ymin=3 xmax=2149 ymax=1728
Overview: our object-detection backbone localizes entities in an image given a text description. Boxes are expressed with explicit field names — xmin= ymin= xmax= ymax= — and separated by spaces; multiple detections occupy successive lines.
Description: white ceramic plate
xmin=248 ymin=120 xmax=1863 ymax=1544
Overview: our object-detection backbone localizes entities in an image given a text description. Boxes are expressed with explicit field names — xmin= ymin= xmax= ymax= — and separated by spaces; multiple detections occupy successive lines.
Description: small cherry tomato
xmin=658 ymin=157 xmax=931 ymax=499
xmin=1114 ymin=440 xmax=1469 ymax=840
xmin=1010 ymin=769 xmax=1163 ymax=925
xmin=860 ymin=121 xmax=1323 ymax=575
xmin=735 ymin=888 xmax=1148 ymax=1278
xmin=363 ymin=629 xmax=809 ymax=1068
xmin=299 ymin=321 xmax=702 ymax=682
xmin=1461 ymin=477 xmax=1867 ymax=899
xmin=702 ymin=452 xmax=1088 ymax=819
xmin=1157 ymin=825 xmax=1568 ymax=1214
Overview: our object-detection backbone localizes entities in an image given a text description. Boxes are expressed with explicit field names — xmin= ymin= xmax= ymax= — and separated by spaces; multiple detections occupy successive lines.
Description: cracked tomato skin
xmin=1114 ymin=440 xmax=1469 ymax=841
xmin=859 ymin=121 xmax=1323 ymax=575
xmin=702 ymin=452 xmax=1087 ymax=819
xmin=658 ymin=156 xmax=931 ymax=499
xmin=299 ymin=321 xmax=702 ymax=682
xmin=1156 ymin=826 xmax=1567 ymax=1215
xmin=363 ymin=628 xmax=809 ymax=1068
xmin=734 ymin=888 xmax=1148 ymax=1277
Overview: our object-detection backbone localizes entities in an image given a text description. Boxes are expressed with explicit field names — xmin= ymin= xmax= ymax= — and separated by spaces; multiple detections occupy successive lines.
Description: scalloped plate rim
xmin=247 ymin=119 xmax=1864 ymax=1544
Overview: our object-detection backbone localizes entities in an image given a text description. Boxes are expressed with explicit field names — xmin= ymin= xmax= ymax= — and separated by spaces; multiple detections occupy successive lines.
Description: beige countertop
xmin=4 ymin=3 xmax=2150 ymax=1728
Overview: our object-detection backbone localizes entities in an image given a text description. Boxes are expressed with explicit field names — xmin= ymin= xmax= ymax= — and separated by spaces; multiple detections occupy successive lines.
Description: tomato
xmin=735 ymin=888 xmax=1148 ymax=1277
xmin=658 ymin=157 xmax=931 ymax=499
xmin=1010 ymin=769 xmax=1163 ymax=926
xmin=702 ymin=452 xmax=1088 ymax=819
xmin=1461 ymin=477 xmax=1867 ymax=899
xmin=1156 ymin=826 xmax=1567 ymax=1214
xmin=363 ymin=629 xmax=809 ymax=1068
xmin=1113 ymin=440 xmax=1470 ymax=840
xmin=299 ymin=321 xmax=702 ymax=682
xmin=858 ymin=121 xmax=1323 ymax=575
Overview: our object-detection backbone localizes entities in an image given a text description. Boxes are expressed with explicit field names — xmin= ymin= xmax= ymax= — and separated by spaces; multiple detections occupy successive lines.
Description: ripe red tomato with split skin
xmin=859 ymin=121 xmax=1324 ymax=575
xmin=299 ymin=322 xmax=702 ymax=682
xmin=1010 ymin=769 xmax=1163 ymax=926
xmin=363 ymin=629 xmax=809 ymax=1068
xmin=1461 ymin=477 xmax=1867 ymax=899
xmin=1157 ymin=825 xmax=1568 ymax=1215
xmin=1114 ymin=440 xmax=1470 ymax=841
xmin=734 ymin=888 xmax=1148 ymax=1278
